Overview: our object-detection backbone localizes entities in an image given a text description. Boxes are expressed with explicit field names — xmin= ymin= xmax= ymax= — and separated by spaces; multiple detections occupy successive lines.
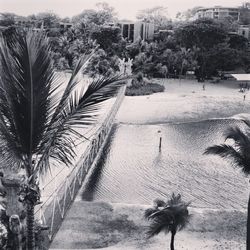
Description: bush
xmin=135 ymin=72 xmax=144 ymax=83
xmin=125 ymin=82 xmax=164 ymax=96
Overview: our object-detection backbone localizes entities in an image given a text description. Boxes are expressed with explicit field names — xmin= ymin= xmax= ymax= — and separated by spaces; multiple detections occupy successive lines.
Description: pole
xmin=159 ymin=137 xmax=162 ymax=152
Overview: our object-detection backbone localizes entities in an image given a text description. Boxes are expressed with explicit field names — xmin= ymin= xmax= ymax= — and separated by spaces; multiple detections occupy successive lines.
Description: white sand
xmin=117 ymin=79 xmax=250 ymax=124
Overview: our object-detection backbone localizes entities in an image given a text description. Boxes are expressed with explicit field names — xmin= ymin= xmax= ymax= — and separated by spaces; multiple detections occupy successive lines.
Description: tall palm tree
xmin=144 ymin=193 xmax=190 ymax=250
xmin=204 ymin=125 xmax=250 ymax=250
xmin=0 ymin=30 xmax=125 ymax=249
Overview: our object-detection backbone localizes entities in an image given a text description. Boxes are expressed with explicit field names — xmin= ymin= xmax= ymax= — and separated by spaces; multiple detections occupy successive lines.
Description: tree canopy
xmin=174 ymin=18 xmax=227 ymax=49
xmin=176 ymin=6 xmax=203 ymax=21
xmin=72 ymin=2 xmax=117 ymax=25
xmin=136 ymin=6 xmax=171 ymax=30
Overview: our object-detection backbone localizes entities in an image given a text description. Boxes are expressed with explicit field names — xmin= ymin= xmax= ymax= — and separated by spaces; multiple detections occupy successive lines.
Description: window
xmin=123 ymin=24 xmax=129 ymax=38
xmin=129 ymin=24 xmax=134 ymax=41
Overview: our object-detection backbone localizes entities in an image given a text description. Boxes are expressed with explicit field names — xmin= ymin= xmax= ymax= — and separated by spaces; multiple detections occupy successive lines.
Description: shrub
xmin=125 ymin=82 xmax=164 ymax=96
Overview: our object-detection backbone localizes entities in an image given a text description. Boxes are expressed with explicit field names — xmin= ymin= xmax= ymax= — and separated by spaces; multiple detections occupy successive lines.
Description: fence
xmin=35 ymin=85 xmax=126 ymax=248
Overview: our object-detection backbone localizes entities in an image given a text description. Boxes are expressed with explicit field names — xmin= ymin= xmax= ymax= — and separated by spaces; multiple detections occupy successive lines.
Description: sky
xmin=0 ymin=0 xmax=246 ymax=20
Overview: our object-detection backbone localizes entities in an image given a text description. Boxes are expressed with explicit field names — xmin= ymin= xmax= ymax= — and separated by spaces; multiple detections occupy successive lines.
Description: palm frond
xmin=224 ymin=126 xmax=250 ymax=146
xmin=167 ymin=193 xmax=182 ymax=206
xmin=144 ymin=208 xmax=158 ymax=220
xmin=145 ymin=194 xmax=190 ymax=238
xmin=0 ymin=30 xmax=125 ymax=182
xmin=169 ymin=203 xmax=190 ymax=230
xmin=241 ymin=118 xmax=250 ymax=128
xmin=177 ymin=212 xmax=191 ymax=231
xmin=224 ymin=127 xmax=250 ymax=167
xmin=35 ymin=74 xmax=126 ymax=177
xmin=49 ymin=48 xmax=97 ymax=127
xmin=146 ymin=218 xmax=170 ymax=238
xmin=153 ymin=199 xmax=167 ymax=208
xmin=204 ymin=144 xmax=250 ymax=174
xmin=0 ymin=30 xmax=59 ymax=173
xmin=60 ymin=74 xmax=126 ymax=127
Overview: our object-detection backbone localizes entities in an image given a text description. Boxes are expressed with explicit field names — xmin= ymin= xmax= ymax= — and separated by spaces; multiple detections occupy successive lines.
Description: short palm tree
xmin=144 ymin=193 xmax=191 ymax=250
xmin=204 ymin=125 xmax=250 ymax=250
xmin=0 ymin=30 xmax=125 ymax=249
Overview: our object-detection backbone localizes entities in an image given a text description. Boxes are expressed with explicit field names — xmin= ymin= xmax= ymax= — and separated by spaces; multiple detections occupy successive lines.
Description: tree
xmin=144 ymin=194 xmax=190 ymax=250
xmin=156 ymin=63 xmax=168 ymax=78
xmin=91 ymin=25 xmax=122 ymax=53
xmin=204 ymin=125 xmax=250 ymax=249
xmin=35 ymin=11 xmax=60 ymax=28
xmin=96 ymin=1 xmax=117 ymax=22
xmin=228 ymin=33 xmax=249 ymax=50
xmin=175 ymin=18 xmax=227 ymax=51
xmin=176 ymin=6 xmax=203 ymax=21
xmin=0 ymin=13 xmax=16 ymax=27
xmin=86 ymin=49 xmax=120 ymax=76
xmin=175 ymin=18 xmax=227 ymax=80
xmin=205 ymin=43 xmax=243 ymax=74
xmin=72 ymin=2 xmax=116 ymax=25
xmin=0 ymin=30 xmax=124 ymax=249
xmin=239 ymin=2 xmax=250 ymax=25
xmin=136 ymin=6 xmax=171 ymax=30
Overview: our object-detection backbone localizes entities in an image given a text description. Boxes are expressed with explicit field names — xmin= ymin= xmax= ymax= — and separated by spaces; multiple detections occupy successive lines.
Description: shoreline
xmin=117 ymin=114 xmax=248 ymax=126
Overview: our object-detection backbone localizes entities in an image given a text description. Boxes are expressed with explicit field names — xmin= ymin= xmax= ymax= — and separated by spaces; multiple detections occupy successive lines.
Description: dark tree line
xmin=1 ymin=5 xmax=250 ymax=79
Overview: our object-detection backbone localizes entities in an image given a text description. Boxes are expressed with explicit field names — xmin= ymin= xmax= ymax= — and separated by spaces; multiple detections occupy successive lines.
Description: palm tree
xmin=204 ymin=125 xmax=250 ymax=250
xmin=144 ymin=193 xmax=191 ymax=250
xmin=0 ymin=30 xmax=125 ymax=249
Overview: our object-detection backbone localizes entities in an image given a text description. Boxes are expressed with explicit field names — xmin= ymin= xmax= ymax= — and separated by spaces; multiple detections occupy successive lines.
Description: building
xmin=195 ymin=6 xmax=241 ymax=21
xmin=237 ymin=25 xmax=250 ymax=40
xmin=118 ymin=21 xmax=154 ymax=42
xmin=59 ymin=22 xmax=73 ymax=29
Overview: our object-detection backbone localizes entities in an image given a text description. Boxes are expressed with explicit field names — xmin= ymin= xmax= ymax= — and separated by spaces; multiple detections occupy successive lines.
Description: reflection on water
xmin=82 ymin=119 xmax=249 ymax=209
xmin=81 ymin=127 xmax=116 ymax=201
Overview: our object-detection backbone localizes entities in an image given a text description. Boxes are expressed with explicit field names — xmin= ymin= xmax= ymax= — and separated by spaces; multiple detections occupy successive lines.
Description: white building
xmin=118 ymin=21 xmax=154 ymax=42
xmin=195 ymin=6 xmax=240 ymax=21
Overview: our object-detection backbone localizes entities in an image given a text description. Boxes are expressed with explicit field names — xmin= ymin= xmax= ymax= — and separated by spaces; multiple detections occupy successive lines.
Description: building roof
xmin=197 ymin=6 xmax=239 ymax=11
xmin=231 ymin=74 xmax=250 ymax=81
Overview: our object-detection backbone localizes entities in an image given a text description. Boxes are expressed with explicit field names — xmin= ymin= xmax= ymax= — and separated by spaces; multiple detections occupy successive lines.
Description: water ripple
xmin=82 ymin=119 xmax=249 ymax=209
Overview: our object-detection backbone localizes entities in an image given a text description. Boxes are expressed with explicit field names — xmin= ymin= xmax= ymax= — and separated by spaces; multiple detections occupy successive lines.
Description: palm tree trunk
xmin=25 ymin=156 xmax=36 ymax=250
xmin=170 ymin=230 xmax=176 ymax=250
xmin=247 ymin=193 xmax=250 ymax=250
xmin=26 ymin=202 xmax=35 ymax=249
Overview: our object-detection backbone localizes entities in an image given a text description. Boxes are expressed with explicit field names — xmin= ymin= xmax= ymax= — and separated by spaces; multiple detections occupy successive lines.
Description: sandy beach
xmin=117 ymin=78 xmax=250 ymax=124
xmin=51 ymin=78 xmax=248 ymax=250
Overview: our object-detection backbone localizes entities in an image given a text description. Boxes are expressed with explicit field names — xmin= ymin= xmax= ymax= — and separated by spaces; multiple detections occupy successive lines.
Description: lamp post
xmin=158 ymin=130 xmax=162 ymax=152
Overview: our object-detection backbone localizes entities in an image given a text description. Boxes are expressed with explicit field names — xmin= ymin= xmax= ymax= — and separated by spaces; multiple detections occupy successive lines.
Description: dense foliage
xmin=0 ymin=4 xmax=250 ymax=79
xmin=126 ymin=18 xmax=250 ymax=80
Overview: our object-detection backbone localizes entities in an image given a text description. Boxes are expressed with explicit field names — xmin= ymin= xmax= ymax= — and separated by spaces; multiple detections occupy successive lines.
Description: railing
xmin=35 ymin=85 xmax=126 ymax=248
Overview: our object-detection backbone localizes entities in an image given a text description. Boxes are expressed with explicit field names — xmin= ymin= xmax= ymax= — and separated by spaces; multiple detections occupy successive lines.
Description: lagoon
xmin=83 ymin=118 xmax=248 ymax=209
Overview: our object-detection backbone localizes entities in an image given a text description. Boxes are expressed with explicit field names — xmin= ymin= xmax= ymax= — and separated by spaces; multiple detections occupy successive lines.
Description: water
xmin=82 ymin=118 xmax=249 ymax=209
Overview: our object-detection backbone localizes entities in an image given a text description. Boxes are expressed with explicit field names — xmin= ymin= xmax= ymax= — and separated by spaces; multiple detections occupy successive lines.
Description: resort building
xmin=194 ymin=6 xmax=241 ymax=21
xmin=118 ymin=21 xmax=154 ymax=42
xmin=237 ymin=25 xmax=250 ymax=40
